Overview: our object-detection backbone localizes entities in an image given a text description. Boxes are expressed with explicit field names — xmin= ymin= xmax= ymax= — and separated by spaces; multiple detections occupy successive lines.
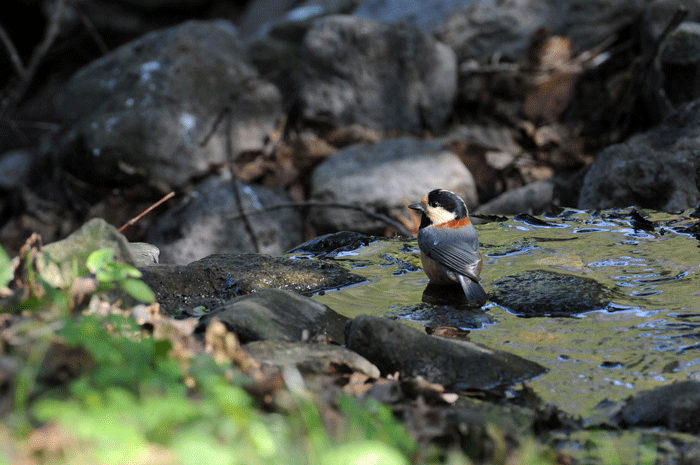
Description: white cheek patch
xmin=426 ymin=207 xmax=457 ymax=225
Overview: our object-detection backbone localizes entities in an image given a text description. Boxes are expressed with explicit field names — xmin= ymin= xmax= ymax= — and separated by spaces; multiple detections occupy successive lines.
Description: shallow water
xmin=296 ymin=209 xmax=700 ymax=418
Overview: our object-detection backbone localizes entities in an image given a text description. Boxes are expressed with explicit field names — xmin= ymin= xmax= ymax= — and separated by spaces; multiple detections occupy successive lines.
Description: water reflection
xmin=309 ymin=208 xmax=700 ymax=415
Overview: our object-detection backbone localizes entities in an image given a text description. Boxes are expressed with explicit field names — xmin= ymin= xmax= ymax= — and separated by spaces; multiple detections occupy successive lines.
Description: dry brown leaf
xmin=523 ymin=72 xmax=578 ymax=123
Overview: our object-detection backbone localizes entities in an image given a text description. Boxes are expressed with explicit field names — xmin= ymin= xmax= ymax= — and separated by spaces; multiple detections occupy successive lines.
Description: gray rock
xmin=55 ymin=20 xmax=282 ymax=188
xmin=242 ymin=340 xmax=380 ymax=378
xmin=434 ymin=0 xmax=551 ymax=63
xmin=0 ymin=150 xmax=32 ymax=190
xmin=298 ymin=15 xmax=457 ymax=133
xmin=309 ymin=137 xmax=477 ymax=234
xmin=42 ymin=218 xmax=136 ymax=288
xmin=434 ymin=0 xmax=644 ymax=64
xmin=660 ymin=22 xmax=700 ymax=105
xmin=148 ymin=176 xmax=302 ymax=264
xmin=127 ymin=242 xmax=160 ymax=266
xmin=491 ymin=270 xmax=610 ymax=317
xmin=139 ymin=253 xmax=365 ymax=315
xmin=641 ymin=0 xmax=700 ymax=52
xmin=344 ymin=315 xmax=546 ymax=391
xmin=475 ymin=180 xmax=555 ymax=216
xmin=240 ymin=0 xmax=356 ymax=38
xmin=196 ymin=289 xmax=349 ymax=344
xmin=614 ymin=380 xmax=700 ymax=433
xmin=579 ymin=99 xmax=700 ymax=212
xmin=353 ymin=0 xmax=481 ymax=34
xmin=554 ymin=0 xmax=645 ymax=55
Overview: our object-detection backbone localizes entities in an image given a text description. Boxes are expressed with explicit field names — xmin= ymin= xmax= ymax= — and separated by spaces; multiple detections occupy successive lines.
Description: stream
xmin=296 ymin=208 xmax=700 ymax=461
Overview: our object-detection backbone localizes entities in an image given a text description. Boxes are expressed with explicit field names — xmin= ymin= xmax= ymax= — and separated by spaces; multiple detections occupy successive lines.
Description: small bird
xmin=409 ymin=189 xmax=487 ymax=304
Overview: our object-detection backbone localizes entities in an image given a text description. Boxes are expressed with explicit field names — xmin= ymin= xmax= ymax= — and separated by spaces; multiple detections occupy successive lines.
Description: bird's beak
xmin=408 ymin=203 xmax=423 ymax=212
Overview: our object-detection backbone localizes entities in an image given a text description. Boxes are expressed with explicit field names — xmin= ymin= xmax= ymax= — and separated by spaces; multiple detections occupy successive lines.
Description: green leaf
xmin=120 ymin=278 xmax=155 ymax=303
xmin=86 ymin=248 xmax=114 ymax=274
xmin=106 ymin=262 xmax=142 ymax=280
xmin=0 ymin=246 xmax=12 ymax=288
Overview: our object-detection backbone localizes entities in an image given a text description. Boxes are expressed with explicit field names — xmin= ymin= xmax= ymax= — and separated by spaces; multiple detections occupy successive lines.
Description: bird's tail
xmin=457 ymin=275 xmax=488 ymax=305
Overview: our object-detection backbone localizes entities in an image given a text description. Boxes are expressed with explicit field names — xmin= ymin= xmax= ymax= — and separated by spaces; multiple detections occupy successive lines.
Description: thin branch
xmin=0 ymin=24 xmax=27 ymax=79
xmin=118 ymin=191 xmax=175 ymax=232
xmin=1 ymin=0 xmax=67 ymax=118
xmin=225 ymin=200 xmax=414 ymax=238
xmin=225 ymin=109 xmax=262 ymax=252
xmin=74 ymin=3 xmax=109 ymax=55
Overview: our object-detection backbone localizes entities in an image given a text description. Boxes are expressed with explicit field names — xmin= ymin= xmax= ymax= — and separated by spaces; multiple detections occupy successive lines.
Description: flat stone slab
xmin=140 ymin=253 xmax=365 ymax=315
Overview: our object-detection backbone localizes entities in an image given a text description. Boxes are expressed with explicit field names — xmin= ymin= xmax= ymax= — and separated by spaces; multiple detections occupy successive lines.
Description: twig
xmin=225 ymin=200 xmax=414 ymax=237
xmin=1 ymin=0 xmax=66 ymax=118
xmin=199 ymin=78 xmax=263 ymax=252
xmin=74 ymin=3 xmax=109 ymax=55
xmin=0 ymin=24 xmax=27 ymax=79
xmin=118 ymin=191 xmax=175 ymax=232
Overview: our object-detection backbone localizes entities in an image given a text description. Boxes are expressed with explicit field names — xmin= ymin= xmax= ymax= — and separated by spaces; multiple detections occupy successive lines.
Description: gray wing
xmin=417 ymin=224 xmax=482 ymax=282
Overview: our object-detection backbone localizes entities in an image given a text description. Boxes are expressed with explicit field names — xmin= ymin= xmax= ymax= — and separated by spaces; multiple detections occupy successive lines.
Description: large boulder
xmin=147 ymin=176 xmax=303 ymax=264
xmin=309 ymin=137 xmax=477 ymax=235
xmin=578 ymin=99 xmax=700 ymax=211
xmin=298 ymin=15 xmax=457 ymax=133
xmin=55 ymin=20 xmax=283 ymax=189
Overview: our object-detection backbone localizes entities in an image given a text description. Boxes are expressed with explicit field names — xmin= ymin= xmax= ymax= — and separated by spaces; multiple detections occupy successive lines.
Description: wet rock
xmin=309 ymin=137 xmax=477 ymax=235
xmin=298 ymin=15 xmax=457 ymax=133
xmin=491 ymin=270 xmax=610 ymax=317
xmin=614 ymin=380 xmax=700 ymax=433
xmin=196 ymin=289 xmax=349 ymax=344
xmin=148 ymin=176 xmax=302 ymax=264
xmin=55 ymin=20 xmax=282 ymax=189
xmin=242 ymin=340 xmax=380 ymax=378
xmin=139 ymin=253 xmax=365 ymax=315
xmin=344 ymin=315 xmax=546 ymax=391
xmin=286 ymin=231 xmax=376 ymax=257
xmin=578 ymin=99 xmax=700 ymax=212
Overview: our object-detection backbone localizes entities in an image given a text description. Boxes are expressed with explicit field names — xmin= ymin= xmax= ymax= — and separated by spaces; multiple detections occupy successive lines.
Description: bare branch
xmin=225 ymin=200 xmax=414 ymax=238
xmin=1 ymin=0 xmax=66 ymax=117
xmin=0 ymin=24 xmax=27 ymax=79
xmin=118 ymin=191 xmax=175 ymax=233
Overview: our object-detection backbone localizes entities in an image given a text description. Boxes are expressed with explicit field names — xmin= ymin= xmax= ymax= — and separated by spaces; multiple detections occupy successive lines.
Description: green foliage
xmin=16 ymin=312 xmax=417 ymax=465
xmin=87 ymin=248 xmax=155 ymax=303
xmin=337 ymin=395 xmax=415 ymax=457
xmin=0 ymin=244 xmax=420 ymax=464
xmin=0 ymin=245 xmax=11 ymax=288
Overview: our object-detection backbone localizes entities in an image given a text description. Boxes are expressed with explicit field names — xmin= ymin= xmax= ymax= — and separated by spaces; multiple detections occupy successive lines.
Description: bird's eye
xmin=429 ymin=201 xmax=439 ymax=208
